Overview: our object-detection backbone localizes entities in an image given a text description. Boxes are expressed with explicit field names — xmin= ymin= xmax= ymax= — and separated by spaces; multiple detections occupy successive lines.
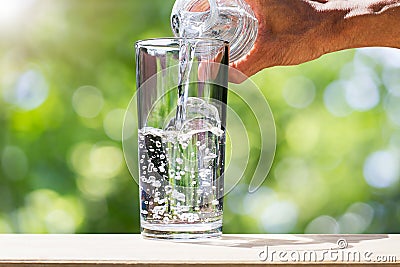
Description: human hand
xmin=230 ymin=0 xmax=335 ymax=82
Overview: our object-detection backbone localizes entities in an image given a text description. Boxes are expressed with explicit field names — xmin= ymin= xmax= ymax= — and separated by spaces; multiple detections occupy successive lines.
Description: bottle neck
xmin=172 ymin=0 xmax=219 ymax=37
xmin=203 ymin=0 xmax=218 ymax=32
xmin=171 ymin=0 xmax=258 ymax=61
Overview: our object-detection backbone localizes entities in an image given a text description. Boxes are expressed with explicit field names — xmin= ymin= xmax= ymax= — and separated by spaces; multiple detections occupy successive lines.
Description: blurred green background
xmin=1 ymin=0 xmax=400 ymax=234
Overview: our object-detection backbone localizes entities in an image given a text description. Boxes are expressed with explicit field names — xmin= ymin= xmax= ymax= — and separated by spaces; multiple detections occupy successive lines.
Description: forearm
xmin=313 ymin=0 xmax=400 ymax=51
xmin=232 ymin=0 xmax=400 ymax=80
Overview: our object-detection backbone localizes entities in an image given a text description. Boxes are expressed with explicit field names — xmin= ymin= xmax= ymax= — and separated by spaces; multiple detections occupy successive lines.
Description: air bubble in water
xmin=152 ymin=180 xmax=162 ymax=188
xmin=148 ymin=162 xmax=154 ymax=171
xmin=173 ymin=190 xmax=186 ymax=202
xmin=204 ymin=153 xmax=217 ymax=161
xmin=199 ymin=168 xmax=211 ymax=179
xmin=165 ymin=185 xmax=173 ymax=194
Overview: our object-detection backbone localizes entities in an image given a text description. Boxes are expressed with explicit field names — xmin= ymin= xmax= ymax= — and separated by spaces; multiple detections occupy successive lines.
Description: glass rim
xmin=135 ymin=37 xmax=229 ymax=49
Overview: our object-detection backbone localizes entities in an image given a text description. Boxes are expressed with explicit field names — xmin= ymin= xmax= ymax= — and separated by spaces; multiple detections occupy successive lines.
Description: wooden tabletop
xmin=0 ymin=234 xmax=398 ymax=266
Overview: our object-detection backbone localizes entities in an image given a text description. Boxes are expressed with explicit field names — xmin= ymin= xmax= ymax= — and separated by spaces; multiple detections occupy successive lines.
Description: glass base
xmin=141 ymin=220 xmax=222 ymax=240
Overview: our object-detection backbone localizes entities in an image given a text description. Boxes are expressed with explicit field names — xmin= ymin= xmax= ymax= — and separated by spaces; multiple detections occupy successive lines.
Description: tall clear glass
xmin=135 ymin=38 xmax=229 ymax=239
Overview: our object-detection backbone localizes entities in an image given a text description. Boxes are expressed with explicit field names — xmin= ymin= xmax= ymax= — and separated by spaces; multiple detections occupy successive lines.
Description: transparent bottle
xmin=171 ymin=0 xmax=258 ymax=62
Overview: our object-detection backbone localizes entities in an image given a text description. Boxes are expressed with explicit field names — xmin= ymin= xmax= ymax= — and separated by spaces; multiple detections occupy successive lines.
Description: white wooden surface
xmin=0 ymin=234 xmax=399 ymax=266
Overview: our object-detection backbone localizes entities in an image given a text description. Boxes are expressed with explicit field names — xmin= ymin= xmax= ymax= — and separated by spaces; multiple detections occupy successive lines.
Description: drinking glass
xmin=135 ymin=38 xmax=229 ymax=239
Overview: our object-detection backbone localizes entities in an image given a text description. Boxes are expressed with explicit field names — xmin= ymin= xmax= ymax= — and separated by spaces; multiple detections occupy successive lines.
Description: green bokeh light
xmin=0 ymin=0 xmax=399 ymax=234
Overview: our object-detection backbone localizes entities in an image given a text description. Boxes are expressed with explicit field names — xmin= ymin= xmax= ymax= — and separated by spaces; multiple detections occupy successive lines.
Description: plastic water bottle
xmin=171 ymin=0 xmax=258 ymax=62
